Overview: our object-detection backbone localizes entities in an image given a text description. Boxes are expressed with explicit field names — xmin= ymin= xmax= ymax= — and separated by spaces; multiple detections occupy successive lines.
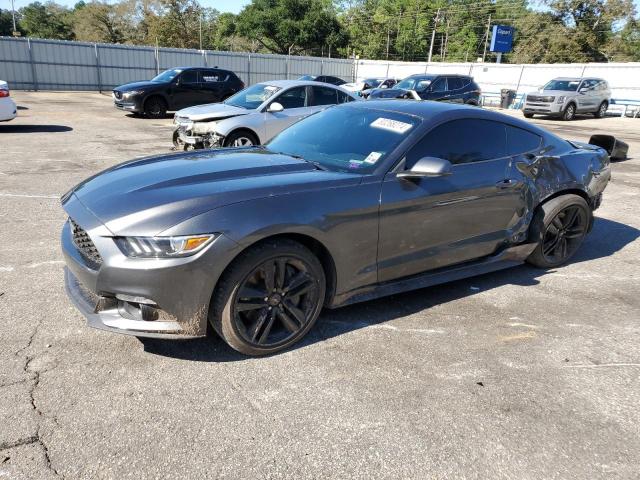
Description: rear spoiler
xmin=589 ymin=134 xmax=629 ymax=161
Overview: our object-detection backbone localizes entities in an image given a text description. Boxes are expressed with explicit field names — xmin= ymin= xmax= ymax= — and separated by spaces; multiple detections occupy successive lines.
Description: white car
xmin=0 ymin=81 xmax=17 ymax=122
xmin=342 ymin=77 xmax=399 ymax=96
xmin=173 ymin=80 xmax=359 ymax=149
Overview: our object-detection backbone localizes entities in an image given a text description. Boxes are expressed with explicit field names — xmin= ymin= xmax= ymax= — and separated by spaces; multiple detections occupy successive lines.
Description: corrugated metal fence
xmin=1 ymin=36 xmax=639 ymax=106
xmin=356 ymin=59 xmax=640 ymax=103
xmin=0 ymin=37 xmax=354 ymax=91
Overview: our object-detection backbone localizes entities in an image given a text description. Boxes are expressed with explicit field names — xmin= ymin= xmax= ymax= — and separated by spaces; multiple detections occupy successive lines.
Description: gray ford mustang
xmin=61 ymin=100 xmax=613 ymax=356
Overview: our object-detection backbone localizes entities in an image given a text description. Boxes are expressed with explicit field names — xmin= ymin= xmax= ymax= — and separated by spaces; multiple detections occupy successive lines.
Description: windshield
xmin=543 ymin=79 xmax=580 ymax=91
xmin=363 ymin=78 xmax=382 ymax=88
xmin=152 ymin=69 xmax=182 ymax=83
xmin=394 ymin=76 xmax=434 ymax=90
xmin=266 ymin=105 xmax=420 ymax=174
xmin=224 ymin=84 xmax=281 ymax=110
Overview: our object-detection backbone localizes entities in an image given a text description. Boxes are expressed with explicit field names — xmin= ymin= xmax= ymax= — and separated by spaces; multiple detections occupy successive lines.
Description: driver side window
xmin=179 ymin=70 xmax=199 ymax=84
xmin=405 ymin=119 xmax=507 ymax=168
xmin=275 ymin=87 xmax=307 ymax=109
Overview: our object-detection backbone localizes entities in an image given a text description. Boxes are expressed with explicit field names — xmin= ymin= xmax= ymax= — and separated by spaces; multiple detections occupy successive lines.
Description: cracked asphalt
xmin=1 ymin=92 xmax=639 ymax=479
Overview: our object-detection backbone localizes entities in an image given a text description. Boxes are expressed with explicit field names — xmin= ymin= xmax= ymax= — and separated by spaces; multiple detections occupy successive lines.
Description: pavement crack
xmin=0 ymin=436 xmax=39 ymax=452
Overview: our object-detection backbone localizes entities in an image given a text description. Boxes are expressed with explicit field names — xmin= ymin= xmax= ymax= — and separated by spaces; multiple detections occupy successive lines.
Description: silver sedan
xmin=173 ymin=80 xmax=359 ymax=149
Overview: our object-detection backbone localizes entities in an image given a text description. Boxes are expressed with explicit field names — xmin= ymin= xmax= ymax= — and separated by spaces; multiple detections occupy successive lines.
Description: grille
xmin=113 ymin=90 xmax=122 ymax=100
xmin=69 ymin=218 xmax=103 ymax=268
xmin=527 ymin=95 xmax=555 ymax=103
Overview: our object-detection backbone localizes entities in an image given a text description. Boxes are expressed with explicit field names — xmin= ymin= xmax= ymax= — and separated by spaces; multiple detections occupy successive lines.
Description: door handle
xmin=496 ymin=179 xmax=518 ymax=189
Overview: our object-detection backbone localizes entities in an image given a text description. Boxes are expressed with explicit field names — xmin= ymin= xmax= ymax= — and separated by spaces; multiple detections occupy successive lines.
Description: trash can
xmin=500 ymin=89 xmax=516 ymax=109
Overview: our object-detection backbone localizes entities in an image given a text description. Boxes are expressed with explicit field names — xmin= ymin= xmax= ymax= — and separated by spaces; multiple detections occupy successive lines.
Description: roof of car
xmin=258 ymin=79 xmax=349 ymax=89
xmin=553 ymin=77 xmax=605 ymax=81
xmin=348 ymin=99 xmax=551 ymax=135
xmin=173 ymin=66 xmax=232 ymax=72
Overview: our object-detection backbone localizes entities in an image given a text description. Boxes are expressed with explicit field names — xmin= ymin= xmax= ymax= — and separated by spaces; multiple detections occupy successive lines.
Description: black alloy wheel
xmin=233 ymin=257 xmax=320 ymax=347
xmin=594 ymin=101 xmax=608 ymax=119
xmin=540 ymin=205 xmax=588 ymax=264
xmin=210 ymin=240 xmax=326 ymax=356
xmin=144 ymin=97 xmax=167 ymax=119
xmin=527 ymin=194 xmax=591 ymax=268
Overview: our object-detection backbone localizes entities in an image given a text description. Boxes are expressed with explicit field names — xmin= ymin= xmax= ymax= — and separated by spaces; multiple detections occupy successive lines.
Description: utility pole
xmin=427 ymin=8 xmax=440 ymax=64
xmin=386 ymin=19 xmax=391 ymax=60
xmin=442 ymin=17 xmax=450 ymax=61
xmin=482 ymin=14 xmax=491 ymax=63
xmin=10 ymin=0 xmax=18 ymax=35
xmin=199 ymin=12 xmax=203 ymax=50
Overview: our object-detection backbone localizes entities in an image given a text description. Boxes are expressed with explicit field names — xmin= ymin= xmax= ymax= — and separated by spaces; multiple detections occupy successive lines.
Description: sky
xmin=9 ymin=0 xmax=252 ymax=12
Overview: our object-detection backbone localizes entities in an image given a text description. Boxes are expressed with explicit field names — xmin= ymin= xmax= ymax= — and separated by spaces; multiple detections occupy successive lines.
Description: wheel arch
xmin=223 ymin=127 xmax=261 ymax=146
xmin=143 ymin=94 xmax=168 ymax=110
xmin=211 ymin=232 xmax=338 ymax=308
xmin=534 ymin=188 xmax=594 ymax=232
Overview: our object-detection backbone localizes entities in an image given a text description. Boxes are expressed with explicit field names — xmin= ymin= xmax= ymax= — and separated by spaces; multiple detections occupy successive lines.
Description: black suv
xmin=368 ymin=74 xmax=481 ymax=105
xmin=113 ymin=67 xmax=245 ymax=118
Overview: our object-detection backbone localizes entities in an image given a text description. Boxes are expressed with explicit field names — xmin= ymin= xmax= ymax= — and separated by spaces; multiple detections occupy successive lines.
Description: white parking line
xmin=0 ymin=193 xmax=59 ymax=199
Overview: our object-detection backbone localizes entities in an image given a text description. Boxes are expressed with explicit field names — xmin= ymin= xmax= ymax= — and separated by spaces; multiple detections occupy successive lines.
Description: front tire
xmin=209 ymin=240 xmax=326 ymax=356
xmin=144 ymin=97 xmax=167 ymax=119
xmin=526 ymin=194 xmax=591 ymax=269
xmin=562 ymin=103 xmax=576 ymax=121
xmin=224 ymin=130 xmax=259 ymax=148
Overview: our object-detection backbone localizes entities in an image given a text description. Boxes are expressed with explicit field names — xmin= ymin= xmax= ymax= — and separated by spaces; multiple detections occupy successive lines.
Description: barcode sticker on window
xmin=371 ymin=118 xmax=412 ymax=134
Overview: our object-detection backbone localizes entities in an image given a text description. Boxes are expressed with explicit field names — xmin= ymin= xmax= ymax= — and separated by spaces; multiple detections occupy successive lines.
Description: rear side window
xmin=179 ymin=70 xmax=199 ymax=84
xmin=406 ymin=119 xmax=506 ymax=166
xmin=202 ymin=70 xmax=228 ymax=82
xmin=311 ymin=86 xmax=338 ymax=106
xmin=447 ymin=77 xmax=464 ymax=90
xmin=506 ymin=125 xmax=542 ymax=155
xmin=430 ymin=77 xmax=447 ymax=92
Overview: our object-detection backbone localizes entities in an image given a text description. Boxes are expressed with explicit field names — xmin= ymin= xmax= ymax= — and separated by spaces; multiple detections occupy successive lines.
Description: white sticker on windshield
xmin=371 ymin=118 xmax=413 ymax=134
xmin=364 ymin=151 xmax=383 ymax=164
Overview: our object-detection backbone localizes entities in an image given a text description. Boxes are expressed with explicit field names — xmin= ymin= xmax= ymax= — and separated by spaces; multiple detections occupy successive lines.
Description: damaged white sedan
xmin=173 ymin=80 xmax=358 ymax=149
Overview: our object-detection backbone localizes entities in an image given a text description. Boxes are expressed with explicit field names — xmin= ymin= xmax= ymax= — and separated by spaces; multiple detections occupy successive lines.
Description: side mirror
xmin=397 ymin=157 xmax=453 ymax=179
xmin=579 ymin=87 xmax=588 ymax=93
xmin=267 ymin=102 xmax=284 ymax=113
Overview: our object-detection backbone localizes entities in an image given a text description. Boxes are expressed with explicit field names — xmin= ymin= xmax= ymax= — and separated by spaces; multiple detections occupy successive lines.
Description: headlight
xmin=122 ymin=90 xmax=144 ymax=98
xmin=557 ymin=96 xmax=565 ymax=104
xmin=114 ymin=235 xmax=216 ymax=258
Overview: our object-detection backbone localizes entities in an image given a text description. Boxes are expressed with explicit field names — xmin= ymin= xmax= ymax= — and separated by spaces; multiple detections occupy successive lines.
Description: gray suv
xmin=523 ymin=77 xmax=611 ymax=120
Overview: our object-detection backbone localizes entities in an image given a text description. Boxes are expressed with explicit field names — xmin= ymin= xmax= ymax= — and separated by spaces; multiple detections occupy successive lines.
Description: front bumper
xmin=114 ymin=100 xmax=141 ymax=112
xmin=60 ymin=200 xmax=242 ymax=338
xmin=523 ymin=101 xmax=564 ymax=115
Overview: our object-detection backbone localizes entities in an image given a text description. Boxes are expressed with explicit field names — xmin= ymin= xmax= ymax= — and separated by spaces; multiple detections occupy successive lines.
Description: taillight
xmin=0 ymin=89 xmax=9 ymax=98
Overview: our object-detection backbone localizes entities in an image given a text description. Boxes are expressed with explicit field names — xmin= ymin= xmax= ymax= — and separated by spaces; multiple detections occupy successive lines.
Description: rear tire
xmin=144 ymin=97 xmax=167 ymax=119
xmin=223 ymin=130 xmax=259 ymax=148
xmin=562 ymin=103 xmax=576 ymax=121
xmin=594 ymin=101 xmax=608 ymax=118
xmin=209 ymin=240 xmax=326 ymax=356
xmin=526 ymin=194 xmax=591 ymax=269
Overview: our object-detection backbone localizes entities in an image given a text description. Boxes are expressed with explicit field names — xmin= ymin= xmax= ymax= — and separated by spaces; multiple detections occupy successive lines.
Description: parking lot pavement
xmin=1 ymin=91 xmax=639 ymax=479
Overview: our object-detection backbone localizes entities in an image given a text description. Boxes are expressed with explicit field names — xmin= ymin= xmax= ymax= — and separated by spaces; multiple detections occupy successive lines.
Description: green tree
xmin=0 ymin=9 xmax=21 ymax=36
xmin=19 ymin=1 xmax=74 ymax=40
xmin=72 ymin=1 xmax=130 ymax=43
xmin=237 ymin=0 xmax=348 ymax=55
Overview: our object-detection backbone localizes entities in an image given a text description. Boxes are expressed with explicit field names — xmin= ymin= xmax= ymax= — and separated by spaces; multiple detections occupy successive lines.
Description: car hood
xmin=528 ymin=89 xmax=575 ymax=97
xmin=64 ymin=149 xmax=361 ymax=236
xmin=175 ymin=103 xmax=251 ymax=121
xmin=369 ymin=88 xmax=409 ymax=99
xmin=115 ymin=81 xmax=162 ymax=92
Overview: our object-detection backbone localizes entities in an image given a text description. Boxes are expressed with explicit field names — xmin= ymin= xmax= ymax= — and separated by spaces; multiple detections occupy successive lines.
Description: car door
xmin=577 ymin=79 xmax=597 ymax=112
xmin=422 ymin=76 xmax=447 ymax=101
xmin=377 ymin=118 xmax=527 ymax=282
xmin=263 ymin=86 xmax=310 ymax=141
xmin=171 ymin=69 xmax=201 ymax=109
xmin=199 ymin=69 xmax=226 ymax=103
xmin=445 ymin=77 xmax=465 ymax=103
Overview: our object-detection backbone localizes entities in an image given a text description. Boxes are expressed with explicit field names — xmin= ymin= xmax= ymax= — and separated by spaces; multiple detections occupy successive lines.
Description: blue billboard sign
xmin=490 ymin=25 xmax=514 ymax=53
